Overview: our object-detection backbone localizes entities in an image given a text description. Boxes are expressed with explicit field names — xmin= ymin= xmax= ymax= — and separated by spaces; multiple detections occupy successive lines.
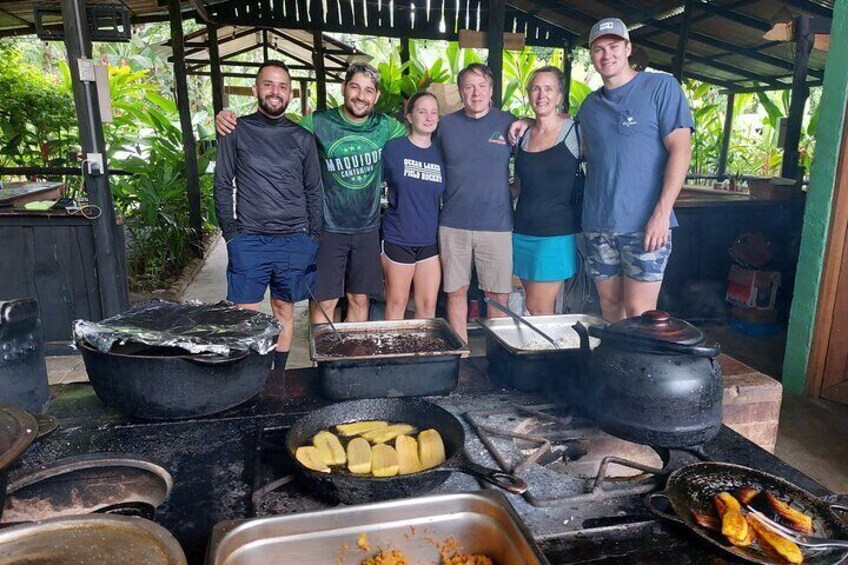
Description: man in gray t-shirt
xmin=436 ymin=63 xmax=515 ymax=342
xmin=577 ymin=17 xmax=693 ymax=322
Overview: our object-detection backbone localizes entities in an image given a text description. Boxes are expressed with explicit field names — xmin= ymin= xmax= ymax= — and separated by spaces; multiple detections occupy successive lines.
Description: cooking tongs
xmin=747 ymin=506 xmax=848 ymax=549
xmin=483 ymin=298 xmax=560 ymax=349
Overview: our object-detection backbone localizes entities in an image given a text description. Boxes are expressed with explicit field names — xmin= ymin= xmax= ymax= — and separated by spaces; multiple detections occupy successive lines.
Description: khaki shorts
xmin=438 ymin=226 xmax=513 ymax=294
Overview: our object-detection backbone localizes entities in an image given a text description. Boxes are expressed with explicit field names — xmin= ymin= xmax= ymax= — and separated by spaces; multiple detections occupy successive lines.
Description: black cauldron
xmin=80 ymin=341 xmax=272 ymax=420
xmin=573 ymin=311 xmax=722 ymax=448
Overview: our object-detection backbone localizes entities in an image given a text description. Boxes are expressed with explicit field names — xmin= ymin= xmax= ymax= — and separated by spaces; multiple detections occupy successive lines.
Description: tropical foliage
xmin=0 ymin=43 xmax=76 ymax=168
xmin=0 ymin=31 xmax=823 ymax=291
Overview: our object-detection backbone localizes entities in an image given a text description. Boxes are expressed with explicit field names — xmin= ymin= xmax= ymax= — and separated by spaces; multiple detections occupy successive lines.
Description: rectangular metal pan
xmin=207 ymin=491 xmax=550 ymax=565
xmin=477 ymin=314 xmax=607 ymax=393
xmin=310 ymin=319 xmax=469 ymax=400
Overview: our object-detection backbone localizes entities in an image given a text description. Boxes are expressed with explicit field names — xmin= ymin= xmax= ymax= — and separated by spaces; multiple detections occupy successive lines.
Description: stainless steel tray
xmin=207 ymin=491 xmax=549 ymax=565
xmin=310 ymin=318 xmax=469 ymax=362
xmin=477 ymin=314 xmax=607 ymax=355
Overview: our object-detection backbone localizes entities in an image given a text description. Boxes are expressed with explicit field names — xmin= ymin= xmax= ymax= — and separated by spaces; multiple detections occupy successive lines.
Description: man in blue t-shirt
xmin=437 ymin=63 xmax=516 ymax=343
xmin=577 ymin=18 xmax=694 ymax=322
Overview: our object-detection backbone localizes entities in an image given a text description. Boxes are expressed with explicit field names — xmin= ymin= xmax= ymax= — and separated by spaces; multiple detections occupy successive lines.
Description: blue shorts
xmin=226 ymin=233 xmax=318 ymax=304
xmin=584 ymin=231 xmax=672 ymax=282
xmin=513 ymin=233 xmax=578 ymax=282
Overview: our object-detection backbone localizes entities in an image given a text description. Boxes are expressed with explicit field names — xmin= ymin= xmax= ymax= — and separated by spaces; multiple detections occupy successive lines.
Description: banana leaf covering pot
xmin=573 ymin=310 xmax=722 ymax=448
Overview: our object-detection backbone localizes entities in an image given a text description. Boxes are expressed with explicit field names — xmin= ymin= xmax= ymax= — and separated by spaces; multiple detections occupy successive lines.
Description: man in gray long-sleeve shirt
xmin=214 ymin=60 xmax=323 ymax=371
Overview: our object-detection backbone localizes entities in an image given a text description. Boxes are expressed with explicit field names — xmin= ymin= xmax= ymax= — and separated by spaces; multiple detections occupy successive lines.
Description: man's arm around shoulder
xmin=214 ymin=129 xmax=240 ymax=242
xmin=301 ymin=131 xmax=323 ymax=239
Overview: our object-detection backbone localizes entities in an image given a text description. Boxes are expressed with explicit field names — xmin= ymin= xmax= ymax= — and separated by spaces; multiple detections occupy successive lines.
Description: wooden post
xmin=672 ymin=0 xmax=693 ymax=81
xmin=312 ymin=30 xmax=327 ymax=111
xmin=207 ymin=23 xmax=225 ymax=117
xmin=486 ymin=0 xmax=506 ymax=108
xmin=718 ymin=91 xmax=735 ymax=179
xmin=60 ymin=0 xmax=129 ymax=316
xmin=168 ymin=0 xmax=204 ymax=253
xmin=782 ymin=15 xmax=814 ymax=180
xmin=262 ymin=29 xmax=269 ymax=61
xmin=400 ymin=37 xmax=410 ymax=68
xmin=563 ymin=43 xmax=573 ymax=113
xmin=299 ymin=78 xmax=309 ymax=115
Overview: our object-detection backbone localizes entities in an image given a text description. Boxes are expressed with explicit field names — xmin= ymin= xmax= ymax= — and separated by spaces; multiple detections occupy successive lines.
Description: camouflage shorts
xmin=584 ymin=231 xmax=672 ymax=282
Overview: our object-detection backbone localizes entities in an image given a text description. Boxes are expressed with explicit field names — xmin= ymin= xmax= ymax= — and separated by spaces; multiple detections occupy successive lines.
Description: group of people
xmin=213 ymin=17 xmax=694 ymax=371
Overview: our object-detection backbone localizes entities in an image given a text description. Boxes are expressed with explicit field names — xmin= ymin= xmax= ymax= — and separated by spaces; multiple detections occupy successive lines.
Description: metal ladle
xmin=483 ymin=297 xmax=561 ymax=349
xmin=307 ymin=287 xmax=343 ymax=342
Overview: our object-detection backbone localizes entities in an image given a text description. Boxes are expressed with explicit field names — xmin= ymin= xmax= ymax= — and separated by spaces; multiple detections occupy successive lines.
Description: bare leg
xmin=345 ymin=293 xmax=370 ymax=322
xmin=412 ymin=257 xmax=441 ymax=319
xmin=622 ymin=278 xmax=663 ymax=318
xmin=311 ymin=298 xmax=339 ymax=325
xmin=594 ymin=277 xmax=626 ymax=322
xmin=382 ymin=254 xmax=415 ymax=320
xmin=483 ymin=291 xmax=510 ymax=318
xmin=447 ymin=286 xmax=469 ymax=343
xmin=269 ymin=299 xmax=294 ymax=352
xmin=522 ymin=280 xmax=563 ymax=316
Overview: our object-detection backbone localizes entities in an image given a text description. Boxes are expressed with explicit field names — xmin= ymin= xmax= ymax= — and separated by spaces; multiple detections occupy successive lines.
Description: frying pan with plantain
xmin=645 ymin=462 xmax=848 ymax=565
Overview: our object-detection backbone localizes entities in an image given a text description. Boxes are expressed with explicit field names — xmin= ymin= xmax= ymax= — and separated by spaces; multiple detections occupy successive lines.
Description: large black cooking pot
xmin=80 ymin=341 xmax=272 ymax=420
xmin=284 ymin=398 xmax=527 ymax=504
xmin=573 ymin=310 xmax=722 ymax=448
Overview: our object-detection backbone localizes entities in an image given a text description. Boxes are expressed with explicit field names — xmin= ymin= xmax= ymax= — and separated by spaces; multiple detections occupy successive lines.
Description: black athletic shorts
xmin=314 ymin=230 xmax=383 ymax=300
xmin=381 ymin=240 xmax=439 ymax=265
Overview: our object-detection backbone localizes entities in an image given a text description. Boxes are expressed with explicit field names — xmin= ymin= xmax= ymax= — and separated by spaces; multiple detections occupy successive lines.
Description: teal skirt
xmin=513 ymin=233 xmax=578 ymax=282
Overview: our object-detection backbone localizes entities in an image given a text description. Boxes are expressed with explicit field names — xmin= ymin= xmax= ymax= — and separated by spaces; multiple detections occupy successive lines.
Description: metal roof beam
xmin=641 ymin=36 xmax=782 ymax=87
xmin=783 ymin=0 xmax=832 ymax=18
xmin=637 ymin=0 xmax=757 ymax=41
xmin=634 ymin=17 xmax=824 ymax=80
xmin=574 ymin=0 xmax=685 ymax=44
xmin=691 ymin=0 xmax=773 ymax=32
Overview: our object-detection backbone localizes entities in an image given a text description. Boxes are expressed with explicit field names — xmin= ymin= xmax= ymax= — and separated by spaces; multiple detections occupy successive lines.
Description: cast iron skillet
xmin=645 ymin=461 xmax=848 ymax=565
xmin=284 ymin=398 xmax=528 ymax=504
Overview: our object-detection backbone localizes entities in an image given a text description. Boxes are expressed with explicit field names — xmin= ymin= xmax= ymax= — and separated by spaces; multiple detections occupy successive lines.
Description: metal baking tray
xmin=477 ymin=314 xmax=607 ymax=393
xmin=207 ymin=491 xmax=550 ymax=565
xmin=310 ymin=319 xmax=469 ymax=400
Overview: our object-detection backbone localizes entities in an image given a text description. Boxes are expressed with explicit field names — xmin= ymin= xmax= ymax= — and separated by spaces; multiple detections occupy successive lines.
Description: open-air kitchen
xmin=1 ymin=295 xmax=847 ymax=564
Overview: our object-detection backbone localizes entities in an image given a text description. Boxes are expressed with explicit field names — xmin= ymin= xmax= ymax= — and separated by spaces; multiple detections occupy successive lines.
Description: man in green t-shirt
xmin=217 ymin=63 xmax=405 ymax=322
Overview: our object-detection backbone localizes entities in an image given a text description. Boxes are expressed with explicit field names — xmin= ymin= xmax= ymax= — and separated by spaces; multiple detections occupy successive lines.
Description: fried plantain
xmin=750 ymin=491 xmax=814 ymax=535
xmin=734 ymin=486 xmax=760 ymax=505
xmin=746 ymin=514 xmax=804 ymax=564
xmin=714 ymin=492 xmax=749 ymax=543
xmin=691 ymin=510 xmax=721 ymax=532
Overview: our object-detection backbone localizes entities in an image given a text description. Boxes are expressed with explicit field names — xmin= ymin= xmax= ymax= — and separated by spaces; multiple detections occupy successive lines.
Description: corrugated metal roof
xmin=0 ymin=0 xmax=833 ymax=89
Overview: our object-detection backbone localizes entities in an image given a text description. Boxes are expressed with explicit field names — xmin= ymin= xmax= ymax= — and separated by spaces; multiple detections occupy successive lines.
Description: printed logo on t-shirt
xmin=488 ymin=132 xmax=507 ymax=145
xmin=323 ymin=135 xmax=383 ymax=190
xmin=403 ymin=158 xmax=443 ymax=183
xmin=622 ymin=115 xmax=638 ymax=128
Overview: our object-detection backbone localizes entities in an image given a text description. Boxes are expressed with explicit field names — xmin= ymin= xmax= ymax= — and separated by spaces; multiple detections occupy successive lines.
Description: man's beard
xmin=258 ymin=96 xmax=288 ymax=117
xmin=344 ymin=99 xmax=373 ymax=118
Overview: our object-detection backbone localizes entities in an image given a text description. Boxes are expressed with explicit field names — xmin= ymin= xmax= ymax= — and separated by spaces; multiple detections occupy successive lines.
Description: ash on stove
xmin=465 ymin=403 xmax=671 ymax=507
xmin=512 ymin=416 xmax=664 ymax=480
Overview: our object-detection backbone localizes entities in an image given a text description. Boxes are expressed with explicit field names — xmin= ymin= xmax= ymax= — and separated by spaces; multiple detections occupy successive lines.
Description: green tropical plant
xmin=373 ymin=41 xmax=452 ymax=116
xmin=0 ymin=42 xmax=77 ymax=169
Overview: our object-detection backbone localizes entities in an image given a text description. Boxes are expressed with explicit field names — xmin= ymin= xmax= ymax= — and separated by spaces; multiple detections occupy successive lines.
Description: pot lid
xmin=0 ymin=404 xmax=37 ymax=472
xmin=604 ymin=310 xmax=705 ymax=346
xmin=0 ymin=515 xmax=186 ymax=565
